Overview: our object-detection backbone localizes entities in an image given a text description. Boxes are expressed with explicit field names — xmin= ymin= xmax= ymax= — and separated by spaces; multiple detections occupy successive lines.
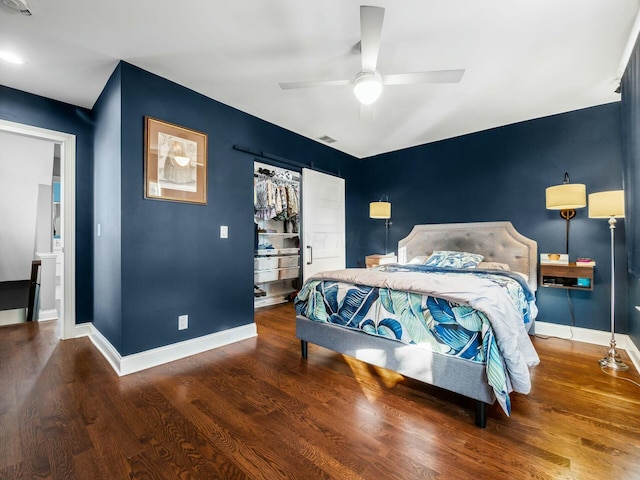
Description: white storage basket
xmin=278 ymin=256 xmax=299 ymax=268
xmin=254 ymin=269 xmax=278 ymax=283
xmin=254 ymin=256 xmax=279 ymax=270
xmin=279 ymin=268 xmax=299 ymax=280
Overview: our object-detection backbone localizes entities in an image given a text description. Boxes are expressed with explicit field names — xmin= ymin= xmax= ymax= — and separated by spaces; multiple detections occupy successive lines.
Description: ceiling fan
xmin=279 ymin=5 xmax=465 ymax=106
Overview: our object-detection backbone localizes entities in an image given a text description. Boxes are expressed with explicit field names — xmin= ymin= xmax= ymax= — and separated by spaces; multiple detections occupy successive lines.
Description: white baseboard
xmin=0 ymin=309 xmax=26 ymax=326
xmin=38 ymin=308 xmax=58 ymax=321
xmin=75 ymin=322 xmax=257 ymax=376
xmin=74 ymin=322 xmax=92 ymax=337
xmin=535 ymin=321 xmax=640 ymax=373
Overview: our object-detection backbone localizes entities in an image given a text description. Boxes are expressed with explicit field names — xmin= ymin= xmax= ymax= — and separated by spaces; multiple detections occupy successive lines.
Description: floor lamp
xmin=588 ymin=190 xmax=628 ymax=371
xmin=370 ymin=197 xmax=392 ymax=255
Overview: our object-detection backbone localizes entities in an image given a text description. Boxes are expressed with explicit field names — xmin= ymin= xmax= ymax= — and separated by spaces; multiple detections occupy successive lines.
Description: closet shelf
xmin=257 ymin=232 xmax=299 ymax=238
xmin=256 ymin=248 xmax=299 ymax=256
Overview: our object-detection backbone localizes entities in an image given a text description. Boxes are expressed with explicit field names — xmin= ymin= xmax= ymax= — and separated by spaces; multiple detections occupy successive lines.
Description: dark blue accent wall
xmin=621 ymin=32 xmax=640 ymax=349
xmin=0 ymin=85 xmax=94 ymax=324
xmin=92 ymin=65 xmax=123 ymax=350
xmin=105 ymin=63 xmax=357 ymax=355
xmin=353 ymin=103 xmax=626 ymax=333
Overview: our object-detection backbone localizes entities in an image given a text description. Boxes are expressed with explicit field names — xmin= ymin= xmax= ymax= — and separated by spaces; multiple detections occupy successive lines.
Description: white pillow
xmin=407 ymin=255 xmax=429 ymax=264
xmin=478 ymin=261 xmax=511 ymax=271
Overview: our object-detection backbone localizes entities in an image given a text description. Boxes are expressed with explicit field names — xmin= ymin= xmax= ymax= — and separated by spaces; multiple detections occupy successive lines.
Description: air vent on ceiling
xmin=318 ymin=135 xmax=337 ymax=144
xmin=1 ymin=0 xmax=31 ymax=15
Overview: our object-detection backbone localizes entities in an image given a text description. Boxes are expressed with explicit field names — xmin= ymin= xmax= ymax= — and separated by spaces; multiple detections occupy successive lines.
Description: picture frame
xmin=144 ymin=116 xmax=207 ymax=204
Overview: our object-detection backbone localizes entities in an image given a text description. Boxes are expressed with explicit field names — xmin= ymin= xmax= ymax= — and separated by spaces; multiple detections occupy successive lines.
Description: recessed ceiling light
xmin=0 ymin=51 xmax=24 ymax=64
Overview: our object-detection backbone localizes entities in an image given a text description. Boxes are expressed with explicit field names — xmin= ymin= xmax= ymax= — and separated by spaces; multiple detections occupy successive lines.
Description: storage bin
xmin=254 ymin=269 xmax=278 ymax=283
xmin=254 ymin=256 xmax=278 ymax=270
xmin=278 ymin=256 xmax=299 ymax=268
xmin=279 ymin=268 xmax=299 ymax=280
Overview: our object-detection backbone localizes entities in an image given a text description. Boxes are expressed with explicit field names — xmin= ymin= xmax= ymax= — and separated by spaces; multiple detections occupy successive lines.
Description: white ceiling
xmin=1 ymin=0 xmax=639 ymax=159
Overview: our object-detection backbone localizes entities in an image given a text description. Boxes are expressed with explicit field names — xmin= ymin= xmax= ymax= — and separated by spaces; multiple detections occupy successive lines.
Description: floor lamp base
xmin=599 ymin=343 xmax=629 ymax=371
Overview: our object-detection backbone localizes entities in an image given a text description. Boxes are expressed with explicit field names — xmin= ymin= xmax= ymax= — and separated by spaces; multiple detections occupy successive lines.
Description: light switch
xmin=97 ymin=223 xmax=102 ymax=237
xmin=220 ymin=225 xmax=228 ymax=239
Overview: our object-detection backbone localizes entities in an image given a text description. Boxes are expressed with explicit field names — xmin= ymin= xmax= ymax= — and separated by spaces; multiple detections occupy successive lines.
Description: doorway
xmin=0 ymin=119 xmax=76 ymax=340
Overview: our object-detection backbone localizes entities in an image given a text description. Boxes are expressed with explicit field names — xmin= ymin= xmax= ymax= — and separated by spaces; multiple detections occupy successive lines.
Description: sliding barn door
xmin=301 ymin=168 xmax=345 ymax=281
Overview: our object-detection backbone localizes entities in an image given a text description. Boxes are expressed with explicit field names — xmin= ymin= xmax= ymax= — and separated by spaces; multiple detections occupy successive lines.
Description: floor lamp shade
xmin=588 ymin=190 xmax=625 ymax=218
xmin=370 ymin=201 xmax=391 ymax=219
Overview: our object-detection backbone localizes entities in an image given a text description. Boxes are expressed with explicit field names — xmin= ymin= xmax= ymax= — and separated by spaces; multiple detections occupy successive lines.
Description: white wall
xmin=0 ymin=131 xmax=54 ymax=282
xmin=35 ymin=183 xmax=53 ymax=254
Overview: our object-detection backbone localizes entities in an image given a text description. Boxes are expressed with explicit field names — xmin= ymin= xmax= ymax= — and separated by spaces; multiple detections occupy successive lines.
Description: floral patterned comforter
xmin=294 ymin=265 xmax=539 ymax=415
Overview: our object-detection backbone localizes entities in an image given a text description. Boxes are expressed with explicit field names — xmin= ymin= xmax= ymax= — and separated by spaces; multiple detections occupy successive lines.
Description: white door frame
xmin=0 ymin=119 xmax=76 ymax=340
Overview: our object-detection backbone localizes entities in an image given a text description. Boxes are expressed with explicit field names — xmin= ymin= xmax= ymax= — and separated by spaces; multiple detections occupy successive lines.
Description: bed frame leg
xmin=301 ymin=340 xmax=308 ymax=359
xmin=475 ymin=401 xmax=488 ymax=428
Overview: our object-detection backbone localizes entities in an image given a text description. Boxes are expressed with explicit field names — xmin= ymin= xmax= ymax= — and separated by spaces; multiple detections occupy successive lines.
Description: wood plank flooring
xmin=1 ymin=303 xmax=639 ymax=479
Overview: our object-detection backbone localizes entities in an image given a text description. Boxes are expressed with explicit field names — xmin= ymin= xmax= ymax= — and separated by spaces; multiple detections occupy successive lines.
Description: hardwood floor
xmin=1 ymin=303 xmax=639 ymax=479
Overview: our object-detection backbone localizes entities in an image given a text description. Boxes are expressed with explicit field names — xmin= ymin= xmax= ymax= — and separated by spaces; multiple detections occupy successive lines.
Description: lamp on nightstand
xmin=546 ymin=172 xmax=586 ymax=255
xmin=370 ymin=196 xmax=392 ymax=254
xmin=588 ymin=189 xmax=628 ymax=371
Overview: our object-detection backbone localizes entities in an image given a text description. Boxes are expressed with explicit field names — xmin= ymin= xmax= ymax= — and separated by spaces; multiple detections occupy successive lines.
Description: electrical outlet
xmin=178 ymin=314 xmax=188 ymax=330
xmin=220 ymin=225 xmax=228 ymax=238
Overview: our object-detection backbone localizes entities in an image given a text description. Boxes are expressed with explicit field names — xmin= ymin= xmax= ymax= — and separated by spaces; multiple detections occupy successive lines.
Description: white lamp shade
xmin=588 ymin=190 xmax=625 ymax=218
xmin=545 ymin=183 xmax=587 ymax=210
xmin=370 ymin=201 xmax=391 ymax=219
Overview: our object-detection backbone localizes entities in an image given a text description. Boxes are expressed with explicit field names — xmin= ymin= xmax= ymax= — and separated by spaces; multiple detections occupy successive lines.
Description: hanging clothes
xmin=254 ymin=177 xmax=277 ymax=220
xmin=254 ymin=171 xmax=299 ymax=223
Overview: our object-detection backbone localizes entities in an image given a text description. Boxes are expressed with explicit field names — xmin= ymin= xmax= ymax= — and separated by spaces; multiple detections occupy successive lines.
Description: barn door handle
xmin=306 ymin=246 xmax=313 ymax=265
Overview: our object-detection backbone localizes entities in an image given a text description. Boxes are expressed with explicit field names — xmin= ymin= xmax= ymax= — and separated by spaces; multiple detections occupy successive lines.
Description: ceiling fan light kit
xmin=353 ymin=71 xmax=383 ymax=105
xmin=279 ymin=5 xmax=464 ymax=109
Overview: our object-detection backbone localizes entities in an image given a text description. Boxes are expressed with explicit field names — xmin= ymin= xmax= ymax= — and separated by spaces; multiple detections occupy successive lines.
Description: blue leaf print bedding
xmin=295 ymin=266 xmax=538 ymax=416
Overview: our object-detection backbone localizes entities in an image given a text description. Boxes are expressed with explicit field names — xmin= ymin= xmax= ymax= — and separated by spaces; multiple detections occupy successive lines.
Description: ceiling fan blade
xmin=382 ymin=70 xmax=465 ymax=85
xmin=360 ymin=6 xmax=385 ymax=72
xmin=279 ymin=79 xmax=351 ymax=89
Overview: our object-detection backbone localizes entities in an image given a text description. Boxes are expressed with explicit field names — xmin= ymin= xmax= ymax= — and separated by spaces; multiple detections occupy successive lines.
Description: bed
xmin=295 ymin=221 xmax=539 ymax=427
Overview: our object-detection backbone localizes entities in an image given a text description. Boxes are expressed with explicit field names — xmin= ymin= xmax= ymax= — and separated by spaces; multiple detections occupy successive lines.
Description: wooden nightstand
xmin=365 ymin=254 xmax=397 ymax=269
xmin=540 ymin=263 xmax=594 ymax=291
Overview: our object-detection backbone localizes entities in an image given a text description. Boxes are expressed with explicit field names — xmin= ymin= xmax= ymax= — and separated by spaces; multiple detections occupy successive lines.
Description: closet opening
xmin=253 ymin=161 xmax=301 ymax=308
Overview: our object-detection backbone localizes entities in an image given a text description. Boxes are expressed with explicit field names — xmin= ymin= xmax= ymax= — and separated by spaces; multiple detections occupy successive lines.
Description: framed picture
xmin=144 ymin=116 xmax=207 ymax=204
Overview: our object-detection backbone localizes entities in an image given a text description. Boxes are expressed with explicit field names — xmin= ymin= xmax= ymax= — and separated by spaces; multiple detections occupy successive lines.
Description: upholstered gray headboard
xmin=397 ymin=222 xmax=538 ymax=292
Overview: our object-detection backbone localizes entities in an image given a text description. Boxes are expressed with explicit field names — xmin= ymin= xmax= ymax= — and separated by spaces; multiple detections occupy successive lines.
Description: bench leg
xmin=301 ymin=340 xmax=308 ymax=359
xmin=475 ymin=400 xmax=488 ymax=428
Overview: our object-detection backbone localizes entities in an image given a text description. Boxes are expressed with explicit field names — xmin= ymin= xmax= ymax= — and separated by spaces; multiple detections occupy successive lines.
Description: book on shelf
xmin=575 ymin=257 xmax=595 ymax=267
